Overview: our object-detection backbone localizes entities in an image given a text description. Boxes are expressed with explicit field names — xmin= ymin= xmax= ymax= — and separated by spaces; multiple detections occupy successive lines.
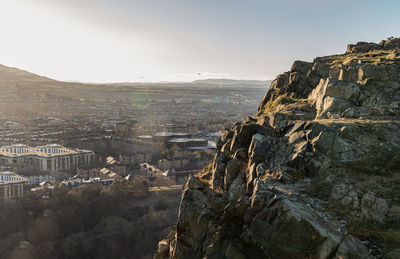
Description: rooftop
xmin=154 ymin=132 xmax=190 ymax=137
xmin=0 ymin=144 xmax=93 ymax=158
xmin=169 ymin=138 xmax=207 ymax=143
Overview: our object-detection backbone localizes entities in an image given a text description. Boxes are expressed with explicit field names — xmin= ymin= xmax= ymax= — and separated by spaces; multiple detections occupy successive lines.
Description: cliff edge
xmin=156 ymin=38 xmax=400 ymax=259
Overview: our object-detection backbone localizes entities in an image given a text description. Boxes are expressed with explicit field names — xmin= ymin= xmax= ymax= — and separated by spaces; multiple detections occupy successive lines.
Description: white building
xmin=0 ymin=171 xmax=27 ymax=200
xmin=0 ymin=144 xmax=95 ymax=172
xmin=23 ymin=174 xmax=54 ymax=185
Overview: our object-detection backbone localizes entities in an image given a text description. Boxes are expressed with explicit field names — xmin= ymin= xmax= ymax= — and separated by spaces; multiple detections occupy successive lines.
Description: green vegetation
xmin=329 ymin=49 xmax=397 ymax=67
xmin=260 ymin=94 xmax=288 ymax=114
xmin=258 ymin=94 xmax=310 ymax=116
xmin=130 ymin=91 xmax=151 ymax=110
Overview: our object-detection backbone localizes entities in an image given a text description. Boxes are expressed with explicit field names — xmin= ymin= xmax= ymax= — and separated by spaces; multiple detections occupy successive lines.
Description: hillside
xmin=156 ymin=38 xmax=400 ymax=258
xmin=0 ymin=64 xmax=55 ymax=84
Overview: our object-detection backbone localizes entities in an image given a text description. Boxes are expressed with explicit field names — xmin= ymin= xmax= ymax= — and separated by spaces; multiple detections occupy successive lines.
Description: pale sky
xmin=0 ymin=0 xmax=399 ymax=83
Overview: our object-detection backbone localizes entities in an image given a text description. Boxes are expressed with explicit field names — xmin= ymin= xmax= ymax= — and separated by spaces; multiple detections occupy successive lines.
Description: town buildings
xmin=119 ymin=152 xmax=152 ymax=166
xmin=0 ymin=144 xmax=94 ymax=172
xmin=157 ymin=158 xmax=189 ymax=171
xmin=78 ymin=165 xmax=126 ymax=180
xmin=139 ymin=163 xmax=163 ymax=176
xmin=168 ymin=137 xmax=208 ymax=149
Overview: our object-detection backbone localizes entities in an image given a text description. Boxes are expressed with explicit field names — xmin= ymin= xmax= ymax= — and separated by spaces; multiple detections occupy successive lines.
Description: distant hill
xmin=0 ymin=63 xmax=271 ymax=90
xmin=0 ymin=64 xmax=271 ymax=87
xmin=0 ymin=64 xmax=56 ymax=85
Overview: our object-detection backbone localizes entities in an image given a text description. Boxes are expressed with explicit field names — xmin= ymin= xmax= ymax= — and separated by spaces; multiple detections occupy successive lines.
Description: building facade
xmin=119 ymin=153 xmax=152 ymax=166
xmin=0 ymin=144 xmax=95 ymax=172
xmin=0 ymin=171 xmax=27 ymax=200
xmin=23 ymin=174 xmax=54 ymax=185
xmin=157 ymin=158 xmax=189 ymax=171
xmin=78 ymin=167 xmax=124 ymax=180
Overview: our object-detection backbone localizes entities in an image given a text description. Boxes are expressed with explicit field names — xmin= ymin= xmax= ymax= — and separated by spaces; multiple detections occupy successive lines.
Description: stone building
xmin=119 ymin=152 xmax=152 ymax=166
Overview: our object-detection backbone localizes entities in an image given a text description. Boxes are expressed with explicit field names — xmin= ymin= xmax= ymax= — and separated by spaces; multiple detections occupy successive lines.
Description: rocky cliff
xmin=156 ymin=38 xmax=400 ymax=259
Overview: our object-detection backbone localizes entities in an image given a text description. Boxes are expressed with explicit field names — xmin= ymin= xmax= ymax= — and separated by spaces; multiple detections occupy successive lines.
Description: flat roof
xmin=187 ymin=145 xmax=216 ymax=150
xmin=0 ymin=171 xmax=28 ymax=184
xmin=137 ymin=135 xmax=152 ymax=139
xmin=169 ymin=138 xmax=207 ymax=143
xmin=0 ymin=146 xmax=93 ymax=158
xmin=154 ymin=132 xmax=190 ymax=137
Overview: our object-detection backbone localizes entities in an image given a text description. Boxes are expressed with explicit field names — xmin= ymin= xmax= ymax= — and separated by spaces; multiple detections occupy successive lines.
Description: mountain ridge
xmin=0 ymin=63 xmax=269 ymax=88
xmin=0 ymin=64 xmax=57 ymax=83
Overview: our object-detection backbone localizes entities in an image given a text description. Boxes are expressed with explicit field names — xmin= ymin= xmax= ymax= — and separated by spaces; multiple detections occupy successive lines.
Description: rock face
xmin=156 ymin=38 xmax=400 ymax=258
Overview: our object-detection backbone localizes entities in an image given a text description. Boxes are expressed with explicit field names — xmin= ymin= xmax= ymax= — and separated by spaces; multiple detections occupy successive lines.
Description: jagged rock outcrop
xmin=156 ymin=38 xmax=400 ymax=259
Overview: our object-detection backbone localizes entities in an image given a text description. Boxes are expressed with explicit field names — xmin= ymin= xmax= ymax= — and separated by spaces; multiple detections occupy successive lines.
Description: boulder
xmin=346 ymin=42 xmax=381 ymax=54
xmin=324 ymin=80 xmax=360 ymax=101
xmin=312 ymin=62 xmax=330 ymax=77
xmin=290 ymin=60 xmax=313 ymax=73
xmin=380 ymin=37 xmax=400 ymax=50
xmin=388 ymin=205 xmax=400 ymax=220
xmin=339 ymin=67 xmax=359 ymax=82
xmin=358 ymin=64 xmax=389 ymax=82
xmin=331 ymin=183 xmax=349 ymax=200
xmin=369 ymin=198 xmax=389 ymax=222
xmin=230 ymin=123 xmax=262 ymax=152
xmin=335 ymin=235 xmax=373 ymax=258
xmin=210 ymin=151 xmax=229 ymax=192
xmin=248 ymin=195 xmax=370 ymax=258
xmin=361 ymin=191 xmax=376 ymax=207
xmin=310 ymin=78 xmax=360 ymax=118
xmin=360 ymin=192 xmax=389 ymax=222
xmin=224 ymin=158 xmax=242 ymax=189
xmin=248 ymin=133 xmax=272 ymax=164
xmin=288 ymin=130 xmax=306 ymax=144
xmin=319 ymin=96 xmax=350 ymax=118
xmin=228 ymin=175 xmax=246 ymax=200
xmin=246 ymin=162 xmax=257 ymax=193
xmin=340 ymin=190 xmax=359 ymax=209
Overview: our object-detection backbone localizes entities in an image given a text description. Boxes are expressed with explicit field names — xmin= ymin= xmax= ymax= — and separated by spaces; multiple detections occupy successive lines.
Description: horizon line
xmin=67 ymin=78 xmax=272 ymax=85
xmin=1 ymin=62 xmax=272 ymax=85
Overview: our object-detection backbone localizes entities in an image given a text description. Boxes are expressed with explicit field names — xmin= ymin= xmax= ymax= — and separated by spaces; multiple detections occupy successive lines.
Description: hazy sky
xmin=0 ymin=0 xmax=399 ymax=83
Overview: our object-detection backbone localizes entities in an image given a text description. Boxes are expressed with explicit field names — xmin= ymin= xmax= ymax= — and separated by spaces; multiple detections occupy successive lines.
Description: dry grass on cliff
xmin=328 ymin=49 xmax=397 ymax=66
